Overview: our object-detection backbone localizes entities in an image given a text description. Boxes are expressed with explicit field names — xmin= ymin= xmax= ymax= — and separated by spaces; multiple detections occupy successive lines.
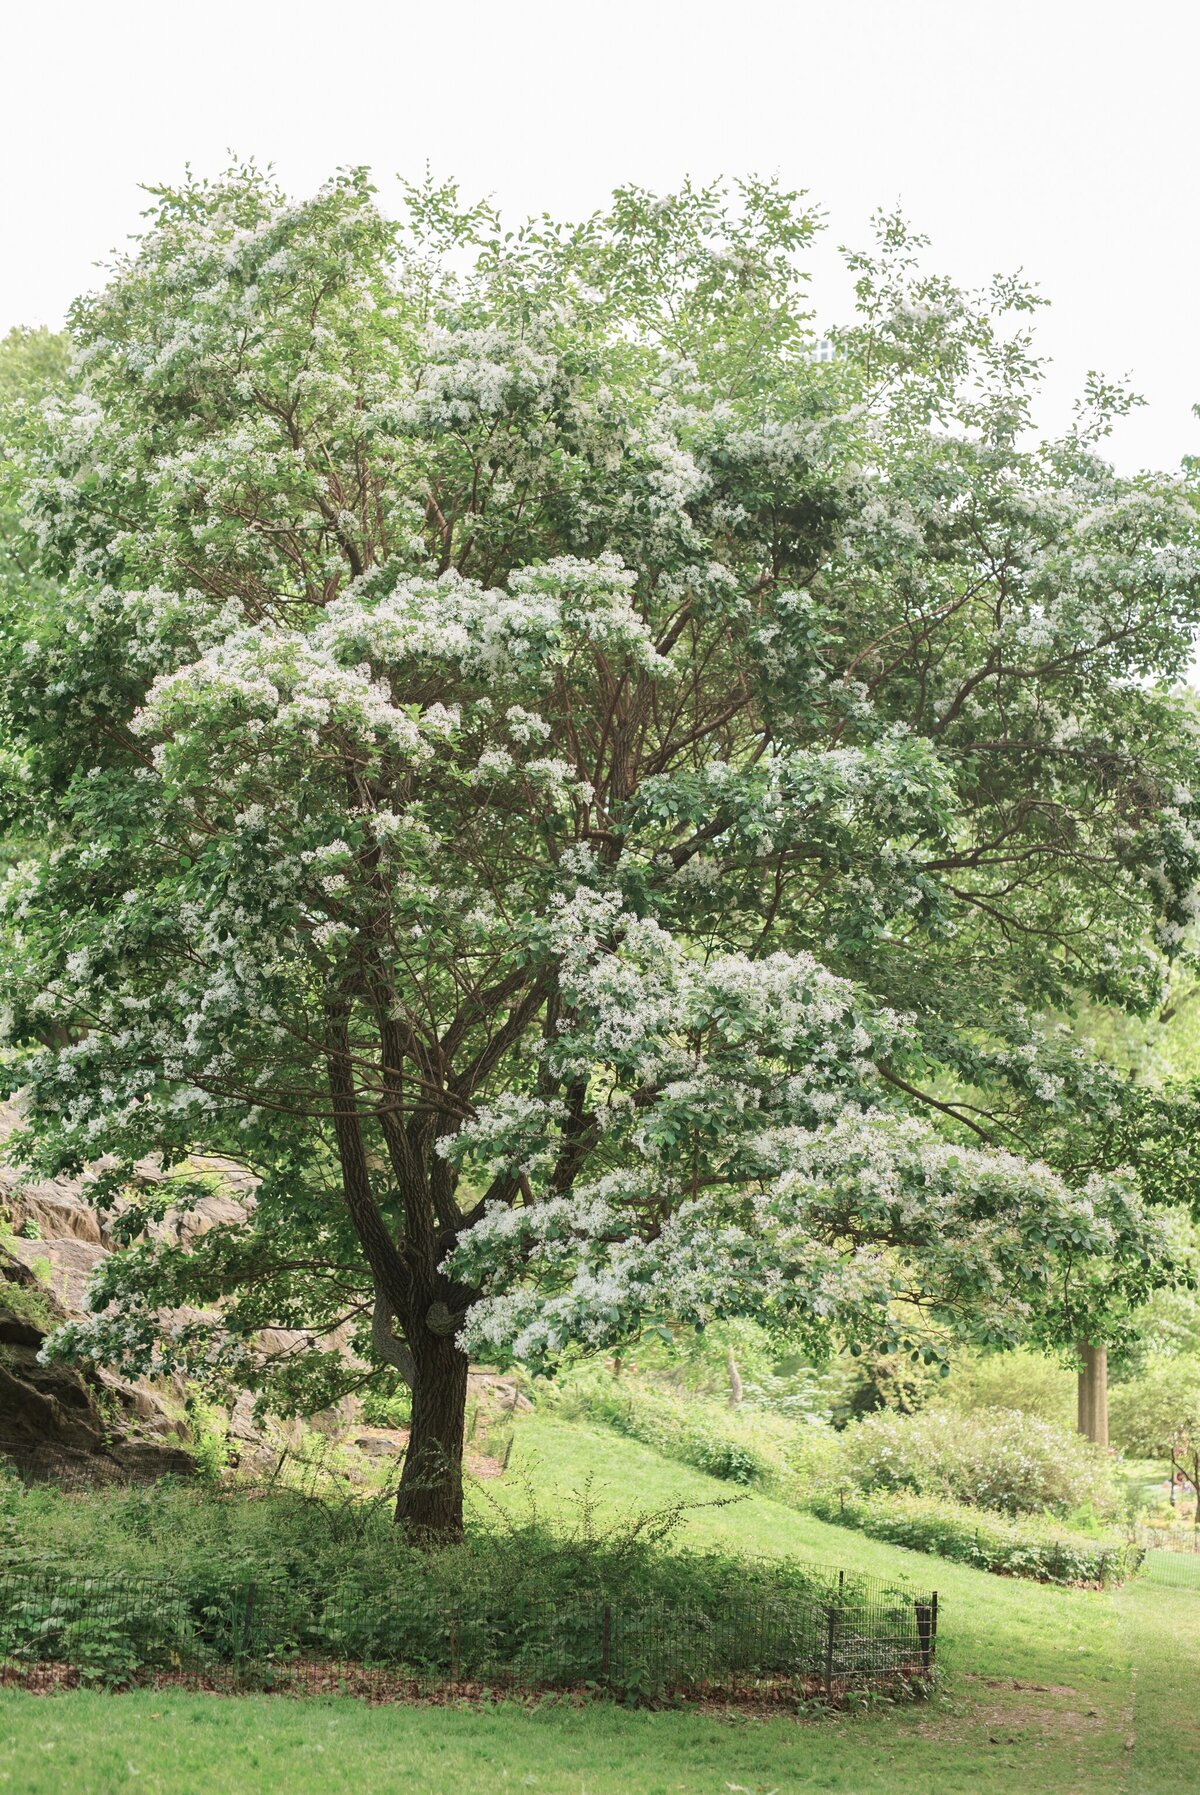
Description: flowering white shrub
xmin=838 ymin=1406 xmax=1121 ymax=1518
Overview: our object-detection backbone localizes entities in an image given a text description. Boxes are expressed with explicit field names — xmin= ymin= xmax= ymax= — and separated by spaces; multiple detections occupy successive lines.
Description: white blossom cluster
xmin=4 ymin=168 xmax=1199 ymax=1404
xmin=451 ymin=1109 xmax=1162 ymax=1366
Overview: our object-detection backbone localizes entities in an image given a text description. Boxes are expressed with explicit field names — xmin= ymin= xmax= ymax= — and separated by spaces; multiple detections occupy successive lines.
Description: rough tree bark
xmin=1076 ymin=1341 xmax=1108 ymax=1449
xmin=394 ymin=1331 xmax=470 ymax=1540
xmin=325 ymin=1009 xmax=478 ymax=1541
xmin=372 ymin=1290 xmax=471 ymax=1539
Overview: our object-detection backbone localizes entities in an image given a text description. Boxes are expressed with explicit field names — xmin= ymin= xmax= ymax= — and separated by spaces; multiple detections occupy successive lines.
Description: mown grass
xmin=1 ymin=1411 xmax=1196 ymax=1793
xmin=0 ymin=1671 xmax=1136 ymax=1795
xmin=1114 ymin=1582 xmax=1200 ymax=1793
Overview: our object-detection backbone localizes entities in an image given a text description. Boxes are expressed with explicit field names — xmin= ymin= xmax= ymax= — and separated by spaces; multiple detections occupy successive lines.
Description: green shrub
xmin=360 ymin=1379 xmax=413 ymax=1429
xmin=539 ymin=1370 xmax=841 ymax=1495
xmin=1109 ymin=1357 xmax=1200 ymax=1461
xmin=837 ymin=1405 xmax=1121 ymax=1519
xmin=0 ymin=1467 xmax=788 ymax=1606
xmin=0 ymin=1277 xmax=55 ymax=1334
xmin=182 ymin=1397 xmax=232 ymax=1481
xmin=941 ymin=1349 xmax=1076 ymax=1428
xmin=542 ymin=1371 xmax=780 ymax=1486
xmin=811 ymin=1347 xmax=949 ymax=1425
xmin=810 ymin=1488 xmax=1138 ymax=1585
xmin=0 ymin=1476 xmax=920 ymax=1691
xmin=601 ymin=1318 xmax=788 ymax=1401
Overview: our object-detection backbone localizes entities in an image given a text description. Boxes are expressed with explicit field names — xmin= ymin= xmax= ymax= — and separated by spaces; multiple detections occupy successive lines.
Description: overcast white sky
xmin=3 ymin=0 xmax=1197 ymax=473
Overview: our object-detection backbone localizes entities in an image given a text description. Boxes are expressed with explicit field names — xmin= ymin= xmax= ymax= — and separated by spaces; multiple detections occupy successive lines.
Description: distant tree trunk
xmin=726 ymin=1345 xmax=744 ymax=1408
xmin=394 ymin=1334 xmax=469 ymax=1541
xmin=1076 ymin=1341 xmax=1108 ymax=1448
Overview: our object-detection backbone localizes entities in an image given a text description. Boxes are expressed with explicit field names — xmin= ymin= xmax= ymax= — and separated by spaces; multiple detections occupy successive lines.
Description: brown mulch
xmin=0 ymin=1658 xmax=933 ymax=1714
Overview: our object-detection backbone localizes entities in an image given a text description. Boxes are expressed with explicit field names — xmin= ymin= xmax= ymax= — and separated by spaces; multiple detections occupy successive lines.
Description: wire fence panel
xmin=1129 ymin=1529 xmax=1200 ymax=1592
xmin=0 ymin=1565 xmax=938 ymax=1700
xmin=0 ymin=1446 xmax=938 ymax=1700
xmin=0 ymin=1448 xmax=158 ymax=1492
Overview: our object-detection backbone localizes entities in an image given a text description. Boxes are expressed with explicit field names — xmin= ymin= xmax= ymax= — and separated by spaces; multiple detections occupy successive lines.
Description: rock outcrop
xmin=1 ymin=1106 xmax=529 ymax=1488
xmin=0 ymin=1245 xmax=195 ymax=1482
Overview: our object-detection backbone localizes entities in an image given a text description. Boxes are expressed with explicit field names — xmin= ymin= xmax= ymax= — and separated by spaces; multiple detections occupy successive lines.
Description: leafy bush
xmin=811 ymin=1347 xmax=950 ymax=1426
xmin=1109 ymin=1358 xmax=1200 ymax=1461
xmin=539 ymin=1370 xmax=841 ymax=1494
xmin=0 ymin=1473 xmax=923 ymax=1691
xmin=0 ymin=1467 xmax=804 ymax=1610
xmin=543 ymin=1371 xmax=783 ymax=1486
xmin=360 ymin=1378 xmax=413 ymax=1429
xmin=811 ymin=1488 xmax=1138 ymax=1585
xmin=0 ymin=1571 xmax=198 ymax=1687
xmin=837 ymin=1406 xmax=1121 ymax=1519
xmin=0 ymin=1275 xmax=54 ymax=1334
xmin=941 ymin=1349 xmax=1076 ymax=1428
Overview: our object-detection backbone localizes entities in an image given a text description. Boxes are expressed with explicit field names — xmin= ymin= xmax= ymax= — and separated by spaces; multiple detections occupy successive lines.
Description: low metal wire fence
xmin=1 ymin=1443 xmax=333 ymax=1495
xmin=1 ymin=1448 xmax=153 ymax=1492
xmin=1129 ymin=1527 xmax=1200 ymax=1592
xmin=0 ymin=1563 xmax=937 ymax=1701
xmin=0 ymin=1445 xmax=938 ymax=1699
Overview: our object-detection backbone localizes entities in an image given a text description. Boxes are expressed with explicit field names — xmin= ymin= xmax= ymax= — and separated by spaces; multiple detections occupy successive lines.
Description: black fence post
xmin=930 ymin=1591 xmax=938 ymax=1666
xmin=601 ymin=1603 xmax=611 ymax=1681
xmin=823 ymin=1604 xmax=838 ymax=1698
xmin=915 ymin=1600 xmax=933 ymax=1673
xmin=240 ymin=1579 xmax=256 ymax=1672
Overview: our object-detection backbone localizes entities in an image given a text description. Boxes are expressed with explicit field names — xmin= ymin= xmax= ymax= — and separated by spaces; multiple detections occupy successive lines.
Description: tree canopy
xmin=3 ymin=168 xmax=1200 ymax=1534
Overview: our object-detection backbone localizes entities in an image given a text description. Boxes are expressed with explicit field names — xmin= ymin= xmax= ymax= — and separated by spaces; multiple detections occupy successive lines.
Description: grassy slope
xmin=498 ymin=1415 xmax=1127 ymax=1689
xmin=1 ymin=1410 xmax=1196 ymax=1794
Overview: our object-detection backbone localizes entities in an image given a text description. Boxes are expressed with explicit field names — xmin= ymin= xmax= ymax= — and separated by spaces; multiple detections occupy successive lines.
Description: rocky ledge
xmin=0 ymin=1244 xmax=195 ymax=1483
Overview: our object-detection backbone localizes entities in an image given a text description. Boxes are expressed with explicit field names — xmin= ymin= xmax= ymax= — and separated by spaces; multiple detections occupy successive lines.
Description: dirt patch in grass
xmin=971 ymin=1676 xmax=1081 ymax=1697
xmin=914 ymin=1687 xmax=1109 ymax=1747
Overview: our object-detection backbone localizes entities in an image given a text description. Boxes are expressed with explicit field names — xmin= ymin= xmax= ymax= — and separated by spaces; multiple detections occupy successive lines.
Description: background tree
xmin=1067 ymin=1050 xmax=1200 ymax=1442
xmin=1111 ymin=1359 xmax=1200 ymax=1529
xmin=0 ymin=326 xmax=69 ymax=876
xmin=3 ymin=169 xmax=1200 ymax=1538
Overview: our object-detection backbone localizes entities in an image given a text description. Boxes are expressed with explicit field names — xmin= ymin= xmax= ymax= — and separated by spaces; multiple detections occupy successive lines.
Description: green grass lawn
xmin=2 ymin=1412 xmax=1198 ymax=1794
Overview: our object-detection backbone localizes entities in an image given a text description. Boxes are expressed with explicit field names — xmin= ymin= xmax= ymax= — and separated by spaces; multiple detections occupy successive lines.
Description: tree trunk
xmin=394 ymin=1334 xmax=469 ymax=1541
xmin=1076 ymin=1341 xmax=1108 ymax=1448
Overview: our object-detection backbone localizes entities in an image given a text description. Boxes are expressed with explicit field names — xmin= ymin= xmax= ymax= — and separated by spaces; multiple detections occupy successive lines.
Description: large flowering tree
xmin=3 ymin=169 xmax=1200 ymax=1536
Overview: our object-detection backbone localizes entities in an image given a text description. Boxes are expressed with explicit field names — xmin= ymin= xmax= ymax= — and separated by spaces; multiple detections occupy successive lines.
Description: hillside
xmin=498 ymin=1414 xmax=1129 ymax=1691
xmin=1 ymin=1101 xmax=1194 ymax=1792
